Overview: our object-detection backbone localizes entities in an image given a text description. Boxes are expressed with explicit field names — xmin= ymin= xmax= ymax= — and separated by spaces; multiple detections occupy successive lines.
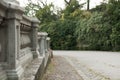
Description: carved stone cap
xmin=32 ymin=17 xmax=40 ymax=23
xmin=0 ymin=0 xmax=24 ymax=13
xmin=38 ymin=32 xmax=48 ymax=36
xmin=3 ymin=0 xmax=20 ymax=6
xmin=46 ymin=37 xmax=50 ymax=40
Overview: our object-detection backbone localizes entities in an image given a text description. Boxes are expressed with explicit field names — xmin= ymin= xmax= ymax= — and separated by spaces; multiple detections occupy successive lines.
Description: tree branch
xmin=64 ymin=0 xmax=72 ymax=5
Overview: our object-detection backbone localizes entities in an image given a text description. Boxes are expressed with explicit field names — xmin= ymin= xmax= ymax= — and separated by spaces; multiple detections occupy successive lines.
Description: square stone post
xmin=44 ymin=37 xmax=47 ymax=53
xmin=38 ymin=32 xmax=48 ymax=56
xmin=6 ymin=4 xmax=24 ymax=80
xmin=40 ymin=35 xmax=45 ymax=57
xmin=46 ymin=37 xmax=51 ymax=50
xmin=46 ymin=37 xmax=53 ymax=58
xmin=31 ymin=18 xmax=40 ymax=58
xmin=44 ymin=33 xmax=48 ymax=54
xmin=38 ymin=33 xmax=42 ymax=57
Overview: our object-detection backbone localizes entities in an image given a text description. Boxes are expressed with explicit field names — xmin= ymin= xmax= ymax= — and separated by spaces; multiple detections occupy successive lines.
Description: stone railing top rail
xmin=21 ymin=15 xmax=40 ymax=26
xmin=22 ymin=15 xmax=40 ymax=23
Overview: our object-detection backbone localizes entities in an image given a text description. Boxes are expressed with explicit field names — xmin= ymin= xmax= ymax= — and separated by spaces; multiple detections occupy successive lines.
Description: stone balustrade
xmin=38 ymin=32 xmax=52 ymax=67
xmin=0 ymin=0 xmax=52 ymax=80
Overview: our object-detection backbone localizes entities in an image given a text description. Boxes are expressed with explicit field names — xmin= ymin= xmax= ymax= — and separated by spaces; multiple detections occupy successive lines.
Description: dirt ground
xmin=42 ymin=56 xmax=83 ymax=80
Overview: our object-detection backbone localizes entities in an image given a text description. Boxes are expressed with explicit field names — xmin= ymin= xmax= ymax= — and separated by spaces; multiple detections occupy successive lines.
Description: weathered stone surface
xmin=0 ymin=0 xmax=52 ymax=80
xmin=0 ymin=65 xmax=7 ymax=80
xmin=23 ymin=58 xmax=43 ymax=80
xmin=3 ymin=0 xmax=20 ymax=5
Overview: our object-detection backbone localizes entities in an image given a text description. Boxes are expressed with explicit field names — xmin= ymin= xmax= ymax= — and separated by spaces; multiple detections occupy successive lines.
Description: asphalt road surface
xmin=53 ymin=51 xmax=120 ymax=80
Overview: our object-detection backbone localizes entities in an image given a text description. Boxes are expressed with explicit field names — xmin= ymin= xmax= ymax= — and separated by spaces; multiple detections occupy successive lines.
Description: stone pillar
xmin=46 ymin=37 xmax=53 ymax=58
xmin=38 ymin=33 xmax=42 ymax=56
xmin=41 ymin=35 xmax=46 ymax=56
xmin=6 ymin=2 xmax=24 ymax=80
xmin=38 ymin=32 xmax=48 ymax=56
xmin=45 ymin=37 xmax=48 ymax=53
xmin=44 ymin=33 xmax=48 ymax=54
xmin=31 ymin=18 xmax=40 ymax=58
xmin=17 ymin=25 xmax=20 ymax=60
xmin=46 ymin=37 xmax=51 ymax=50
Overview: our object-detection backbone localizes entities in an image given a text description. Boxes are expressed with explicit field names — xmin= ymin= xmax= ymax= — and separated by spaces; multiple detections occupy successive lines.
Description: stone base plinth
xmin=6 ymin=66 xmax=24 ymax=80
xmin=0 ymin=64 xmax=7 ymax=80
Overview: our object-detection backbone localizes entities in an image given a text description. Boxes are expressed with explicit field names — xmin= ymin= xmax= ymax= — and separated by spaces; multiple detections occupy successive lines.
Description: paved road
xmin=53 ymin=51 xmax=120 ymax=80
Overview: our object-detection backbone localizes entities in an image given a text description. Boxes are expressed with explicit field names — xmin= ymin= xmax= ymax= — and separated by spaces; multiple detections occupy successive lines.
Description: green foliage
xmin=90 ymin=3 xmax=107 ymax=12
xmin=38 ymin=0 xmax=83 ymax=50
xmin=35 ymin=3 xmax=57 ymax=23
xmin=25 ymin=0 xmax=120 ymax=51
xmin=24 ymin=0 xmax=40 ymax=16
xmin=63 ymin=0 xmax=84 ymax=19
xmin=75 ymin=0 xmax=120 ymax=51
xmin=75 ymin=12 xmax=109 ymax=50
xmin=40 ymin=20 xmax=78 ymax=50
xmin=106 ymin=0 xmax=120 ymax=50
xmin=24 ymin=0 xmax=57 ymax=23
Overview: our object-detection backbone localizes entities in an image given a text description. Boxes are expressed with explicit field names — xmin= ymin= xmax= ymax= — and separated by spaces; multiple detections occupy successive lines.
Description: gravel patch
xmin=42 ymin=56 xmax=83 ymax=80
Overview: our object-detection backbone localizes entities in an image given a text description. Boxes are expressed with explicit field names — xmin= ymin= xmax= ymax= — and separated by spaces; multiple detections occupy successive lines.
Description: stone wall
xmin=0 ymin=0 xmax=52 ymax=80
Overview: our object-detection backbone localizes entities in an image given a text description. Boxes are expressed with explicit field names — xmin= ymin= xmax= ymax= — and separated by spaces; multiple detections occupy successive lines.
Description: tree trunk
xmin=87 ymin=0 xmax=90 ymax=10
